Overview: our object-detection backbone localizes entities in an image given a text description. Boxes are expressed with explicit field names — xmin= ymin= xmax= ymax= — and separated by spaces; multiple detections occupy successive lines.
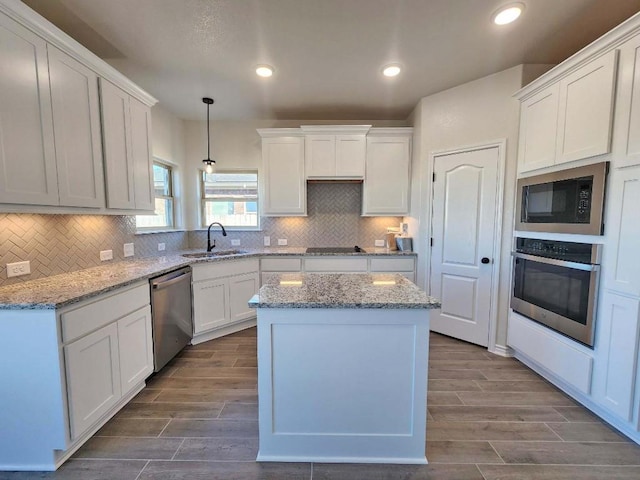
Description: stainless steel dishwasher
xmin=150 ymin=267 xmax=193 ymax=372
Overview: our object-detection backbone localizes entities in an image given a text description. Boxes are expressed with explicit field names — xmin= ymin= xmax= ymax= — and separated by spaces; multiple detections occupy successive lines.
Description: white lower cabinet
xmin=192 ymin=259 xmax=260 ymax=338
xmin=117 ymin=306 xmax=153 ymax=396
xmin=592 ymin=292 xmax=640 ymax=422
xmin=62 ymin=283 xmax=152 ymax=441
xmin=65 ymin=322 xmax=121 ymax=440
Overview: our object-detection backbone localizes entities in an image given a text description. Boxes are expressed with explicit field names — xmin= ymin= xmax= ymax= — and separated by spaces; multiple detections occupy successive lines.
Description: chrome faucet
xmin=206 ymin=222 xmax=227 ymax=252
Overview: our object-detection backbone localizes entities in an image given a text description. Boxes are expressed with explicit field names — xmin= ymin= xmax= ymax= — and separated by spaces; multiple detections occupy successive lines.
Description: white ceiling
xmin=23 ymin=0 xmax=640 ymax=121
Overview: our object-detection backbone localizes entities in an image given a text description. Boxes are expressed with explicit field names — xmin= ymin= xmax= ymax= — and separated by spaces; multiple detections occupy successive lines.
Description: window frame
xmin=200 ymin=169 xmax=260 ymax=231
xmin=135 ymin=160 xmax=176 ymax=232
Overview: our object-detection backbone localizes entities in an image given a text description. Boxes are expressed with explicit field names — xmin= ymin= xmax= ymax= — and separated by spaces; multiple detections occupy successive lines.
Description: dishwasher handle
xmin=151 ymin=272 xmax=191 ymax=290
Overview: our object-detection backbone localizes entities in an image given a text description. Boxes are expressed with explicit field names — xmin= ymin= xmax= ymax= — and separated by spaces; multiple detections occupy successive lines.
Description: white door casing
xmin=429 ymin=145 xmax=501 ymax=347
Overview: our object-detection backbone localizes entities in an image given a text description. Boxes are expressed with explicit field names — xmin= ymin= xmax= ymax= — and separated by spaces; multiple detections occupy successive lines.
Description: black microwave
xmin=516 ymin=162 xmax=608 ymax=235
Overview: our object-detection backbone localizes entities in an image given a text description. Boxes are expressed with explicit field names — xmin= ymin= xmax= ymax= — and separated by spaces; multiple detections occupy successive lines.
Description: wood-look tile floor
xmin=5 ymin=328 xmax=640 ymax=479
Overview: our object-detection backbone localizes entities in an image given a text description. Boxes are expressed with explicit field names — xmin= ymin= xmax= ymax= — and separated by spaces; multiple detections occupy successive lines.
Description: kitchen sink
xmin=182 ymin=250 xmax=247 ymax=258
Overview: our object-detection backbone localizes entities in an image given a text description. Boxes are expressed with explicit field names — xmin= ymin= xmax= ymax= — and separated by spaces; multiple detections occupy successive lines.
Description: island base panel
xmin=256 ymin=308 xmax=430 ymax=464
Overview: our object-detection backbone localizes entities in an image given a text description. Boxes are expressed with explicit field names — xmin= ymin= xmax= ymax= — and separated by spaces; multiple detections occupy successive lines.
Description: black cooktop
xmin=305 ymin=246 xmax=366 ymax=254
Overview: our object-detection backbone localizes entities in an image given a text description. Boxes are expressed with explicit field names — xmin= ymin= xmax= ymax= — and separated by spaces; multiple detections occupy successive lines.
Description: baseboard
xmin=191 ymin=317 xmax=257 ymax=345
xmin=489 ymin=343 xmax=513 ymax=357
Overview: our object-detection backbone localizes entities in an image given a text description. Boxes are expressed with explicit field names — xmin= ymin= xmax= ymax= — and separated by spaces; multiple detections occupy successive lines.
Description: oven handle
xmin=511 ymin=252 xmax=600 ymax=272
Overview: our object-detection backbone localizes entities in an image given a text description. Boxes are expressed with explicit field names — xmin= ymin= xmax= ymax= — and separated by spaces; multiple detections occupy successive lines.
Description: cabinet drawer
xmin=370 ymin=257 xmax=415 ymax=272
xmin=61 ymin=283 xmax=149 ymax=343
xmin=304 ymin=257 xmax=368 ymax=272
xmin=260 ymin=257 xmax=302 ymax=272
xmin=192 ymin=258 xmax=259 ymax=282
xmin=508 ymin=312 xmax=593 ymax=394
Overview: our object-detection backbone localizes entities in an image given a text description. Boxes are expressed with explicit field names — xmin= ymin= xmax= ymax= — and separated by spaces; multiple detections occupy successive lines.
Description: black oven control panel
xmin=515 ymin=238 xmax=599 ymax=264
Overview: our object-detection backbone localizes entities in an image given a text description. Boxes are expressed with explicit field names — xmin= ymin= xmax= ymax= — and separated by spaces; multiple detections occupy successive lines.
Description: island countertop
xmin=249 ymin=273 xmax=440 ymax=309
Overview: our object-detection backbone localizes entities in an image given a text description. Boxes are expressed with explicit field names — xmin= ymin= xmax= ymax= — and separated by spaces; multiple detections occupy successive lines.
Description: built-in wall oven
xmin=516 ymin=162 xmax=608 ymax=235
xmin=511 ymin=238 xmax=601 ymax=347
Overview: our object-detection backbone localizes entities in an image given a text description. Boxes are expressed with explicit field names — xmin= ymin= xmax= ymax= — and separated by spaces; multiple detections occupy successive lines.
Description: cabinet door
xmin=305 ymin=135 xmax=335 ymax=177
xmin=65 ymin=323 xmax=121 ymax=440
xmin=100 ymin=79 xmax=135 ymax=209
xmin=117 ymin=306 xmax=153 ymax=396
xmin=362 ymin=136 xmax=410 ymax=215
xmin=129 ymin=97 xmax=155 ymax=211
xmin=613 ymin=33 xmax=640 ymax=168
xmin=229 ymin=272 xmax=259 ymax=323
xmin=262 ymin=137 xmax=306 ymax=215
xmin=193 ymin=278 xmax=229 ymax=334
xmin=603 ymin=167 xmax=640 ymax=297
xmin=517 ymin=84 xmax=559 ymax=173
xmin=48 ymin=46 xmax=104 ymax=208
xmin=336 ymin=135 xmax=366 ymax=177
xmin=0 ymin=14 xmax=58 ymax=205
xmin=556 ymin=50 xmax=618 ymax=164
xmin=592 ymin=292 xmax=640 ymax=422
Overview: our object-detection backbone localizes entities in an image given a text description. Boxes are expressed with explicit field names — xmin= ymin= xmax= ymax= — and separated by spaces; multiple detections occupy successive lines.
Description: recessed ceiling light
xmin=256 ymin=65 xmax=274 ymax=77
xmin=382 ymin=64 xmax=401 ymax=77
xmin=492 ymin=3 xmax=525 ymax=25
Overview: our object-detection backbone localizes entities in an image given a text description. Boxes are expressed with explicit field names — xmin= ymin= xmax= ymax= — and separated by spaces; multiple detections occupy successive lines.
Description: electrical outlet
xmin=375 ymin=239 xmax=385 ymax=247
xmin=100 ymin=250 xmax=113 ymax=261
xmin=158 ymin=242 xmax=166 ymax=251
xmin=123 ymin=243 xmax=134 ymax=257
xmin=277 ymin=238 xmax=288 ymax=246
xmin=263 ymin=236 xmax=271 ymax=247
xmin=6 ymin=260 xmax=30 ymax=278
xmin=231 ymin=239 xmax=241 ymax=246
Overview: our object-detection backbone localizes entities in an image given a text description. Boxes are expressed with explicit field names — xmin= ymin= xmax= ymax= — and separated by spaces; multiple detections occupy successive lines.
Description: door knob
xmin=481 ymin=257 xmax=491 ymax=264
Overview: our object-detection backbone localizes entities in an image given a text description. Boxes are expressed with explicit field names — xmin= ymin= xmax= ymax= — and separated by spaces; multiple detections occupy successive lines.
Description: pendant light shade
xmin=202 ymin=97 xmax=216 ymax=174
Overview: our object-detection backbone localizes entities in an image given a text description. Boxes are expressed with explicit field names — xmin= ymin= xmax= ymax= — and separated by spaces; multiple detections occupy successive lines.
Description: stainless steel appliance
xmin=150 ymin=267 xmax=193 ymax=372
xmin=516 ymin=162 xmax=608 ymax=235
xmin=511 ymin=238 xmax=601 ymax=347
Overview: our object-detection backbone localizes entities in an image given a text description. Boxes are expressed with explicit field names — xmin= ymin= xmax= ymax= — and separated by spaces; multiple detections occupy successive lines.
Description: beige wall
xmin=406 ymin=65 xmax=530 ymax=351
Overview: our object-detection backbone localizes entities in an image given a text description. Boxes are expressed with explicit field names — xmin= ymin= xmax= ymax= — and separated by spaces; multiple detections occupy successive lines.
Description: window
xmin=136 ymin=162 xmax=174 ymax=230
xmin=201 ymin=171 xmax=258 ymax=229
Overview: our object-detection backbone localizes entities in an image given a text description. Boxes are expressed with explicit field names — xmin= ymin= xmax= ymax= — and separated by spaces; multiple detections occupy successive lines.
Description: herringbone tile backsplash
xmin=0 ymin=184 xmax=401 ymax=286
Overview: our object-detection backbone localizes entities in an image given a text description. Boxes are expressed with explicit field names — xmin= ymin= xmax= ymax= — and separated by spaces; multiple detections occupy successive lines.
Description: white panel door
xmin=0 ymin=14 xmax=58 ymax=205
xmin=556 ymin=49 xmax=618 ymax=164
xmin=193 ymin=278 xmax=229 ymax=333
xmin=262 ymin=137 xmax=306 ymax=215
xmin=100 ymin=79 xmax=135 ymax=209
xmin=335 ymin=135 xmax=366 ymax=177
xmin=129 ymin=97 xmax=154 ymax=211
xmin=430 ymin=146 xmax=499 ymax=346
xmin=48 ymin=45 xmax=104 ymax=208
xmin=517 ymin=84 xmax=559 ymax=174
xmin=229 ymin=272 xmax=259 ymax=323
xmin=603 ymin=167 xmax=640 ymax=297
xmin=117 ymin=306 xmax=153 ymax=396
xmin=305 ymin=135 xmax=335 ymax=177
xmin=592 ymin=292 xmax=640 ymax=421
xmin=65 ymin=323 xmax=121 ymax=440
xmin=613 ymin=32 xmax=640 ymax=168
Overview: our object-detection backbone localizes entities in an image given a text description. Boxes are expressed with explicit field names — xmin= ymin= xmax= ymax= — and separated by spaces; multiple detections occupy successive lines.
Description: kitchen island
xmin=249 ymin=273 xmax=440 ymax=464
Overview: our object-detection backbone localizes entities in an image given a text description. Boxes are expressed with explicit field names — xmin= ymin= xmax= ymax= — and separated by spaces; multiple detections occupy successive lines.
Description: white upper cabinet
xmin=302 ymin=126 xmax=369 ymax=179
xmin=556 ymin=49 xmax=618 ymax=164
xmin=516 ymin=50 xmax=618 ymax=174
xmin=517 ymin=84 xmax=559 ymax=173
xmin=362 ymin=129 xmax=412 ymax=216
xmin=101 ymin=79 xmax=154 ymax=212
xmin=613 ymin=32 xmax=640 ymax=168
xmin=0 ymin=13 xmax=58 ymax=206
xmin=258 ymin=131 xmax=306 ymax=216
xmin=48 ymin=46 xmax=104 ymax=208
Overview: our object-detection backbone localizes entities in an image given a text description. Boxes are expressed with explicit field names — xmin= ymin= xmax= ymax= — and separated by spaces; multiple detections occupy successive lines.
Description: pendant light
xmin=202 ymin=97 xmax=216 ymax=174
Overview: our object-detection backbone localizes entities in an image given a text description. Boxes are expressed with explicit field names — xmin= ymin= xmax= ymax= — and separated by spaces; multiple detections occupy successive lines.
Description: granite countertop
xmin=0 ymin=247 xmax=417 ymax=310
xmin=250 ymin=273 xmax=440 ymax=309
